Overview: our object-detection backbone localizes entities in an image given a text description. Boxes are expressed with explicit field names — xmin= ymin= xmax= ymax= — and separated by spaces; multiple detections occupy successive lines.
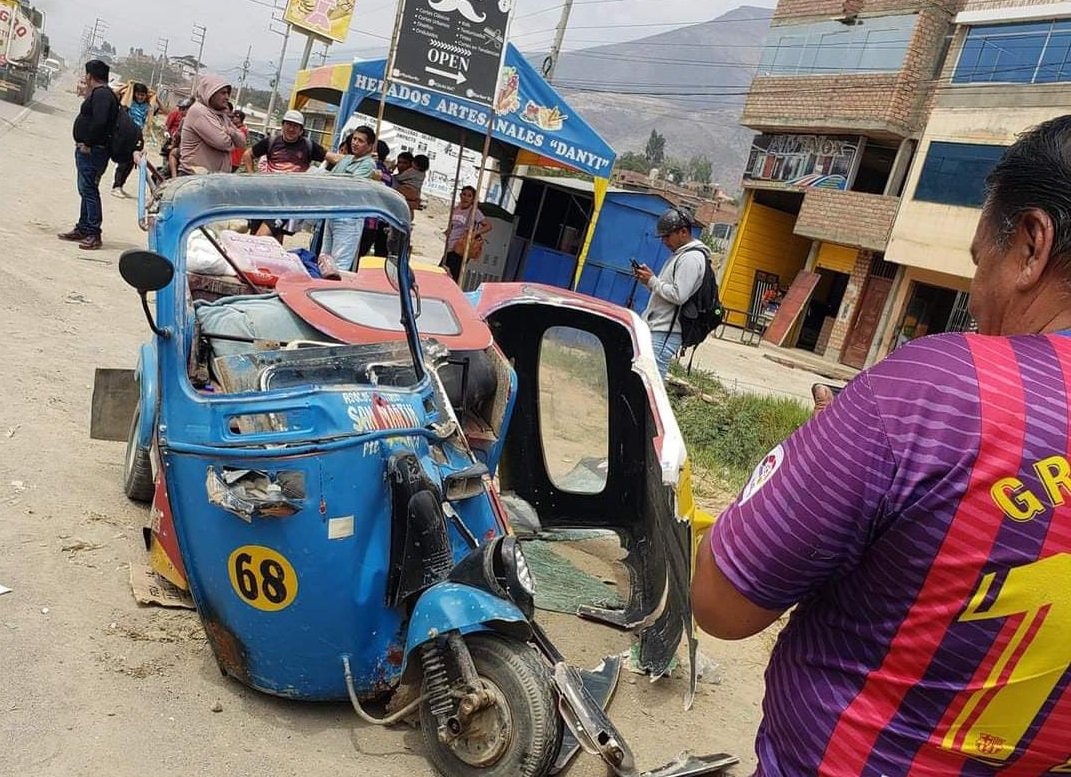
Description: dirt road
xmin=0 ymin=82 xmax=770 ymax=776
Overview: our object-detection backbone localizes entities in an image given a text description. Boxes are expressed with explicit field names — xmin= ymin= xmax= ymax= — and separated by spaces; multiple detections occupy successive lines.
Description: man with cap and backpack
xmin=633 ymin=207 xmax=724 ymax=378
xmin=58 ymin=59 xmax=119 ymax=250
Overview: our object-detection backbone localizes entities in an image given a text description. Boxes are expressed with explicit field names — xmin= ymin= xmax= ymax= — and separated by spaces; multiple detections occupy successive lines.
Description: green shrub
xmin=668 ymin=366 xmax=811 ymax=492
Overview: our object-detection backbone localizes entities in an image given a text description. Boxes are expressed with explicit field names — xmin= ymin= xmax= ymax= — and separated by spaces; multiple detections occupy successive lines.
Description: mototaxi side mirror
xmin=119 ymin=249 xmax=174 ymax=338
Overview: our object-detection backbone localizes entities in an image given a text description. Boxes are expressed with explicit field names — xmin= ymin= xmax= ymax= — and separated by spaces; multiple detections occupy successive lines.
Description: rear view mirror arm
xmin=141 ymin=292 xmax=170 ymax=339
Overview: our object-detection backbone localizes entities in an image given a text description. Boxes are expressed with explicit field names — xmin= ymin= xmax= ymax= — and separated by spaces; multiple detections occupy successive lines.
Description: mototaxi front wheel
xmin=123 ymin=401 xmax=154 ymax=503
xmin=420 ymin=634 xmax=562 ymax=777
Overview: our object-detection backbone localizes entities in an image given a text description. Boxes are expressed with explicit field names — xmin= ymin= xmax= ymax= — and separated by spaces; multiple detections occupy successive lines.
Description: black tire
xmin=123 ymin=401 xmax=154 ymax=502
xmin=420 ymin=634 xmax=562 ymax=777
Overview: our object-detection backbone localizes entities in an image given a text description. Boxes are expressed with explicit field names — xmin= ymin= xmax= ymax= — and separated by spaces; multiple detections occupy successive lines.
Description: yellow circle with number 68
xmin=227 ymin=545 xmax=298 ymax=612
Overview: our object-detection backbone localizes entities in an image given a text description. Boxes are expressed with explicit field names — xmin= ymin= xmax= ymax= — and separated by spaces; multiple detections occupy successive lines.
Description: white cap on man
xmin=282 ymin=109 xmax=305 ymax=127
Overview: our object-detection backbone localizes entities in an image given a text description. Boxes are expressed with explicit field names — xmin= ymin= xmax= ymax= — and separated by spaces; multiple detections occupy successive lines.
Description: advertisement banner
xmin=284 ymin=0 xmax=356 ymax=44
xmin=339 ymin=43 xmax=616 ymax=178
xmin=744 ymin=134 xmax=861 ymax=191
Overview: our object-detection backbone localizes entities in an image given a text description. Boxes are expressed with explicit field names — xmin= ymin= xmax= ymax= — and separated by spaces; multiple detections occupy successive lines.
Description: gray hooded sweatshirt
xmin=642 ymin=239 xmax=707 ymax=334
xmin=179 ymin=73 xmax=245 ymax=174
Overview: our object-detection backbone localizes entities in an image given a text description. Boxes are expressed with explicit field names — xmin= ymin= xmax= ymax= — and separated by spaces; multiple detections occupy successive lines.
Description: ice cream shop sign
xmin=744 ymin=133 xmax=862 ymax=191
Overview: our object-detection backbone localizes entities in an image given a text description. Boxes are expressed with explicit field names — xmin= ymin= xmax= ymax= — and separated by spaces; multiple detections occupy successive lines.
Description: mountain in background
xmin=546 ymin=5 xmax=773 ymax=191
xmin=240 ymin=5 xmax=773 ymax=191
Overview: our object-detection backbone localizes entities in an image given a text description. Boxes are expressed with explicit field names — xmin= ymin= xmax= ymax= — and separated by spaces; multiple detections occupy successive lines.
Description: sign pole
xmin=298 ymin=32 xmax=316 ymax=71
xmin=457 ymin=120 xmax=495 ymax=288
xmin=443 ymin=127 xmax=467 ymax=262
xmin=376 ymin=0 xmax=407 ymax=141
xmin=456 ymin=8 xmax=516 ymax=288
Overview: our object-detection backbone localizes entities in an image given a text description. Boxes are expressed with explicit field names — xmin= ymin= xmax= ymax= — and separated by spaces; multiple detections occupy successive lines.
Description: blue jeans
xmin=652 ymin=331 xmax=681 ymax=379
xmin=323 ymin=218 xmax=364 ymax=272
xmin=75 ymin=146 xmax=110 ymax=236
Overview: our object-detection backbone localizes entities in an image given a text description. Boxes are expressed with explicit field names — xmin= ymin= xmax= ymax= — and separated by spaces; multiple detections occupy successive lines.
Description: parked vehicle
xmin=0 ymin=0 xmax=48 ymax=105
xmin=97 ymin=169 xmax=734 ymax=777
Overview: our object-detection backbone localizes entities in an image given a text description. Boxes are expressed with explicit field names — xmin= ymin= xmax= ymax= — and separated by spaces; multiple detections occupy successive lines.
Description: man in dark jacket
xmin=58 ymin=60 xmax=117 ymax=250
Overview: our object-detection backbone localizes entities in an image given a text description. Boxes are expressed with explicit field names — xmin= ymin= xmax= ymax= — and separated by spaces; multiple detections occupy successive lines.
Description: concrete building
xmin=880 ymin=0 xmax=1071 ymax=356
xmin=721 ymin=0 xmax=961 ymax=367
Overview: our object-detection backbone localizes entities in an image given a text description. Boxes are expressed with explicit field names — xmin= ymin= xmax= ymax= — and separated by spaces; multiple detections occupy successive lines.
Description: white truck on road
xmin=0 ymin=0 xmax=48 ymax=105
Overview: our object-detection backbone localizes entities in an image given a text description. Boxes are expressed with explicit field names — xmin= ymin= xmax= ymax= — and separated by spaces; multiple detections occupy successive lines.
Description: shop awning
xmin=335 ymin=43 xmax=616 ymax=179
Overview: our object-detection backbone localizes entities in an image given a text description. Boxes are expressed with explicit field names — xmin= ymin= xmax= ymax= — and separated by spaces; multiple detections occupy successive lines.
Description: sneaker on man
xmin=78 ymin=235 xmax=103 ymax=250
xmin=57 ymin=228 xmax=87 ymax=241
xmin=110 ymin=187 xmax=126 ymax=199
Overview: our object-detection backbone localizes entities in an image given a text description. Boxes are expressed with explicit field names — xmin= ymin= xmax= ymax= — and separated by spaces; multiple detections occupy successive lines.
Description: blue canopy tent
xmin=335 ymin=43 xmax=616 ymax=286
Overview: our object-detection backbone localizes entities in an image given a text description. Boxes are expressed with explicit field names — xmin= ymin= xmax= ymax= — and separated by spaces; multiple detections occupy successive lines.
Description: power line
xmin=509 ymin=13 xmax=779 ymax=39
xmin=554 ymin=60 xmax=1068 ymax=98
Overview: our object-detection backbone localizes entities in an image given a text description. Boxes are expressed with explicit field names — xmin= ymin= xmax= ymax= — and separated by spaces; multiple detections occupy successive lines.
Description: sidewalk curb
xmin=0 ymin=102 xmax=34 ymax=139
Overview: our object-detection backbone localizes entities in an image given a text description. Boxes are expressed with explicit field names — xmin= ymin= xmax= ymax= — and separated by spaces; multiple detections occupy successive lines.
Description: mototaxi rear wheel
xmin=420 ymin=634 xmax=562 ymax=777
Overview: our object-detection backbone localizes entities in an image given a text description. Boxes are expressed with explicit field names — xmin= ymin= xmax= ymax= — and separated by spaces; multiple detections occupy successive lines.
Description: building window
xmin=913 ymin=141 xmax=1007 ymax=207
xmin=954 ymin=20 xmax=1071 ymax=84
xmin=758 ymin=15 xmax=917 ymax=76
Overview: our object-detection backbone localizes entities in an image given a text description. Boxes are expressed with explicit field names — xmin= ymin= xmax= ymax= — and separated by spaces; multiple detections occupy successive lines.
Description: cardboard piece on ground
xmin=129 ymin=563 xmax=195 ymax=609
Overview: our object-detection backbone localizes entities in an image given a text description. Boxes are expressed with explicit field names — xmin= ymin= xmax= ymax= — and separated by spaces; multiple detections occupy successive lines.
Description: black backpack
xmin=109 ymin=102 xmax=140 ymax=164
xmin=668 ymin=244 xmax=724 ymax=368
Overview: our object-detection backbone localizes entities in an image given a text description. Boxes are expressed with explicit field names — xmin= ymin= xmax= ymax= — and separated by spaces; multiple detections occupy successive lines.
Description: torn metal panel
xmin=205 ymin=467 xmax=305 ymax=522
xmin=202 ymin=611 xmax=251 ymax=685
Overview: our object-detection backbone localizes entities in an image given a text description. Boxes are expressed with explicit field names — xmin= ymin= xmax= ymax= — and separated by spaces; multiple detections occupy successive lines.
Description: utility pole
xmin=265 ymin=1 xmax=291 ymax=131
xmin=235 ymin=45 xmax=252 ymax=106
xmin=88 ymin=17 xmax=108 ymax=54
xmin=316 ymin=41 xmax=329 ymax=67
xmin=543 ymin=0 xmax=574 ymax=82
xmin=152 ymin=37 xmax=168 ymax=90
xmin=191 ymin=23 xmax=207 ymax=91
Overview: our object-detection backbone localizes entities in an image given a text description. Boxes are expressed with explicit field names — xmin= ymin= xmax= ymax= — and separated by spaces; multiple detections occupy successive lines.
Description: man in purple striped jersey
xmin=692 ymin=116 xmax=1071 ymax=775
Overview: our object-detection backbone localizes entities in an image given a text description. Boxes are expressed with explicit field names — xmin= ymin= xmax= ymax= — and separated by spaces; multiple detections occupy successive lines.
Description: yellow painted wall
xmin=815 ymin=242 xmax=858 ymax=274
xmin=721 ymin=193 xmax=813 ymax=326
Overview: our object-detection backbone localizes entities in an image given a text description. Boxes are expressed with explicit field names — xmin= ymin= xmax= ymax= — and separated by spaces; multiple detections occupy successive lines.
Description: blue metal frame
xmin=134 ymin=343 xmax=157 ymax=451
xmin=402 ymin=582 xmax=530 ymax=669
xmin=141 ymin=176 xmax=515 ymax=700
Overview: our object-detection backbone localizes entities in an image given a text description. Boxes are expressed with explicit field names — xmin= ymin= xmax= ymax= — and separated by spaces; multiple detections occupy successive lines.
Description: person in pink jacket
xmin=178 ymin=74 xmax=245 ymax=175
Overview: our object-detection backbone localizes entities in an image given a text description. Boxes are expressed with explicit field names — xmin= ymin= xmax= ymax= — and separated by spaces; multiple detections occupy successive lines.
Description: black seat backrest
xmin=437 ymin=349 xmax=498 ymax=416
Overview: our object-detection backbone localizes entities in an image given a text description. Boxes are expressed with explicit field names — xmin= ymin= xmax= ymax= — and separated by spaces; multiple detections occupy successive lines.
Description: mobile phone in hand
xmin=630 ymin=258 xmax=641 ymax=272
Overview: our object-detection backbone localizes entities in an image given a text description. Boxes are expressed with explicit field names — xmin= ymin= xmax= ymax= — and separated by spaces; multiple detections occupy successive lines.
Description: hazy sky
xmin=38 ymin=0 xmax=773 ymax=86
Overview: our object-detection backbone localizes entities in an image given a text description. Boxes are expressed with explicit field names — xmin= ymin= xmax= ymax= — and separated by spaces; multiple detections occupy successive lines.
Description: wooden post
xmin=456 ymin=118 xmax=495 ymax=288
xmin=443 ymin=127 xmax=467 ymax=261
